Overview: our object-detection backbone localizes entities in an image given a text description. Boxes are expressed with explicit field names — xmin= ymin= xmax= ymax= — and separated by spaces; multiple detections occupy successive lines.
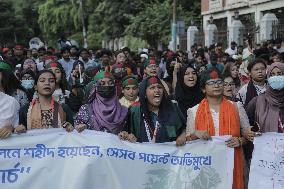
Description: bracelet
xmin=237 ymin=137 xmax=243 ymax=147
xmin=62 ymin=122 xmax=69 ymax=128
xmin=186 ymin=134 xmax=192 ymax=141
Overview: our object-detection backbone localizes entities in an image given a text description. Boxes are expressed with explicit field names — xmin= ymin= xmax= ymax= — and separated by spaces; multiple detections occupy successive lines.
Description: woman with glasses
xmin=185 ymin=67 xmax=250 ymax=189
xmin=223 ymin=75 xmax=241 ymax=102
xmin=223 ymin=61 xmax=241 ymax=90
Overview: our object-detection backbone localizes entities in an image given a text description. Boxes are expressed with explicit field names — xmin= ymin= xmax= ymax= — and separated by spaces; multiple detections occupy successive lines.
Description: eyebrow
xmin=39 ymin=77 xmax=55 ymax=80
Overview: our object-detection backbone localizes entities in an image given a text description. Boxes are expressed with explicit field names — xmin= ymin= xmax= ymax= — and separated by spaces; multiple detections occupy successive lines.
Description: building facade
xmin=201 ymin=0 xmax=284 ymax=46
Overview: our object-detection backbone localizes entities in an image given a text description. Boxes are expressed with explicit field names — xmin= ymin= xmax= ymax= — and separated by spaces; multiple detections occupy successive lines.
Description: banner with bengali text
xmin=0 ymin=129 xmax=234 ymax=189
xmin=249 ymin=133 xmax=284 ymax=189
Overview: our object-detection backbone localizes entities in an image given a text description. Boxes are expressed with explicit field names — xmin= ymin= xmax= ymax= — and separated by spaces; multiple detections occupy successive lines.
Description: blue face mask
xmin=268 ymin=75 xmax=284 ymax=90
xmin=21 ymin=80 xmax=35 ymax=89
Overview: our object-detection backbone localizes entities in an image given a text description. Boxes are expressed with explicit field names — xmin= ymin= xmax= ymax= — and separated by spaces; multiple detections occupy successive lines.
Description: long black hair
xmin=35 ymin=70 xmax=56 ymax=85
xmin=45 ymin=62 xmax=69 ymax=95
xmin=139 ymin=76 xmax=174 ymax=129
xmin=0 ymin=68 xmax=26 ymax=96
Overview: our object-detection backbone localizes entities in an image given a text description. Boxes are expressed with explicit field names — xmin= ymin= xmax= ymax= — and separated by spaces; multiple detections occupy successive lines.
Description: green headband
xmin=122 ymin=76 xmax=138 ymax=88
xmin=93 ymin=71 xmax=114 ymax=83
xmin=0 ymin=61 xmax=12 ymax=71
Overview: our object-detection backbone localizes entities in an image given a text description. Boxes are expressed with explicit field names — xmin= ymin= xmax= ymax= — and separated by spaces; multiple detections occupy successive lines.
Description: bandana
xmin=14 ymin=44 xmax=24 ymax=50
xmin=122 ymin=76 xmax=138 ymax=88
xmin=2 ymin=48 xmax=9 ymax=53
xmin=146 ymin=76 xmax=162 ymax=87
xmin=143 ymin=57 xmax=158 ymax=68
xmin=44 ymin=56 xmax=57 ymax=63
xmin=200 ymin=67 xmax=222 ymax=87
xmin=93 ymin=71 xmax=114 ymax=83
xmin=45 ymin=62 xmax=64 ymax=72
xmin=85 ymin=66 xmax=98 ymax=79
xmin=0 ymin=61 xmax=12 ymax=71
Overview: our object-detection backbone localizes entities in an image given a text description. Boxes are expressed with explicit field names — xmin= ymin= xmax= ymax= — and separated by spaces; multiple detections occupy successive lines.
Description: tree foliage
xmin=0 ymin=0 xmax=201 ymax=48
xmin=38 ymin=0 xmax=81 ymax=42
xmin=125 ymin=0 xmax=200 ymax=47
xmin=0 ymin=0 xmax=37 ymax=45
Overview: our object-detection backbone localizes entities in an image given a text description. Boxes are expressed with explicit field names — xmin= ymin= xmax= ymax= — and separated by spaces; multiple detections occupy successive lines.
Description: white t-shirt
xmin=0 ymin=92 xmax=20 ymax=128
xmin=186 ymin=101 xmax=249 ymax=136
xmin=275 ymin=47 xmax=284 ymax=53
xmin=225 ymin=48 xmax=237 ymax=56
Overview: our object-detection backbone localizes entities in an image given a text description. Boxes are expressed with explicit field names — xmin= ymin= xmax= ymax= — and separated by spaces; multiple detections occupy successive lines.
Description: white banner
xmin=249 ymin=133 xmax=284 ymax=189
xmin=0 ymin=129 xmax=234 ymax=189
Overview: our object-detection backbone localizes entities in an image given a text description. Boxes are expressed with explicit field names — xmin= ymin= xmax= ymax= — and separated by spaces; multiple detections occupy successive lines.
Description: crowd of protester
xmin=0 ymin=37 xmax=284 ymax=189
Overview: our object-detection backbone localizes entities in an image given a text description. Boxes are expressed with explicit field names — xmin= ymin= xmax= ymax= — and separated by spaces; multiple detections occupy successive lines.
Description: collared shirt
xmin=238 ymin=83 xmax=266 ymax=106
xmin=79 ymin=57 xmax=99 ymax=69
xmin=58 ymin=58 xmax=75 ymax=79
xmin=0 ymin=92 xmax=20 ymax=128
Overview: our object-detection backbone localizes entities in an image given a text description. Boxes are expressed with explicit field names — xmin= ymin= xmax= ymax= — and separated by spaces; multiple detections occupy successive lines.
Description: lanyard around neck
xmin=143 ymin=115 xmax=160 ymax=143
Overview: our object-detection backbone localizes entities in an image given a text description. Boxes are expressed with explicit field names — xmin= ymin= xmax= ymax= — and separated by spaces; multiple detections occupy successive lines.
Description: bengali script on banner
xmin=0 ymin=129 xmax=234 ymax=189
xmin=249 ymin=132 xmax=284 ymax=189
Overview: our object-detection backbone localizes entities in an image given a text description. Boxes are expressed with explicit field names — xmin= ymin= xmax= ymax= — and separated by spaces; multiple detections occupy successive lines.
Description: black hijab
xmin=139 ymin=76 xmax=184 ymax=128
xmin=175 ymin=64 xmax=204 ymax=118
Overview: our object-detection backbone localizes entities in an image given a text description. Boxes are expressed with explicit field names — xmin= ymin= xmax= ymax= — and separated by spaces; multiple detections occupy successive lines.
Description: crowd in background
xmin=0 ymin=37 xmax=284 ymax=189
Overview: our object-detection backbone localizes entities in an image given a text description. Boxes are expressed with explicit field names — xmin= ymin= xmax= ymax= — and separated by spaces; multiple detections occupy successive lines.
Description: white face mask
xmin=267 ymin=75 xmax=284 ymax=90
xmin=21 ymin=80 xmax=34 ymax=89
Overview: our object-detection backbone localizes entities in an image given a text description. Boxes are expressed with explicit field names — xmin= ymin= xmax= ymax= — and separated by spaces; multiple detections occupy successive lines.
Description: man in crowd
xmin=58 ymin=46 xmax=75 ymax=79
xmin=238 ymin=58 xmax=267 ymax=107
xmin=225 ymin=41 xmax=237 ymax=56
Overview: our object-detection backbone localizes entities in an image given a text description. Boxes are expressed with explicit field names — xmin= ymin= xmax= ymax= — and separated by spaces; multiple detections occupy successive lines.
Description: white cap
xmin=140 ymin=54 xmax=148 ymax=59
xmin=142 ymin=48 xmax=148 ymax=54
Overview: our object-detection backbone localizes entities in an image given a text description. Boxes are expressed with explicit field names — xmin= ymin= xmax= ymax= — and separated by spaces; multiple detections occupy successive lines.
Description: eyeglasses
xmin=147 ymin=64 xmax=158 ymax=69
xmin=114 ymin=68 xmax=125 ymax=73
xmin=224 ymin=82 xmax=235 ymax=87
xmin=205 ymin=80 xmax=224 ymax=86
